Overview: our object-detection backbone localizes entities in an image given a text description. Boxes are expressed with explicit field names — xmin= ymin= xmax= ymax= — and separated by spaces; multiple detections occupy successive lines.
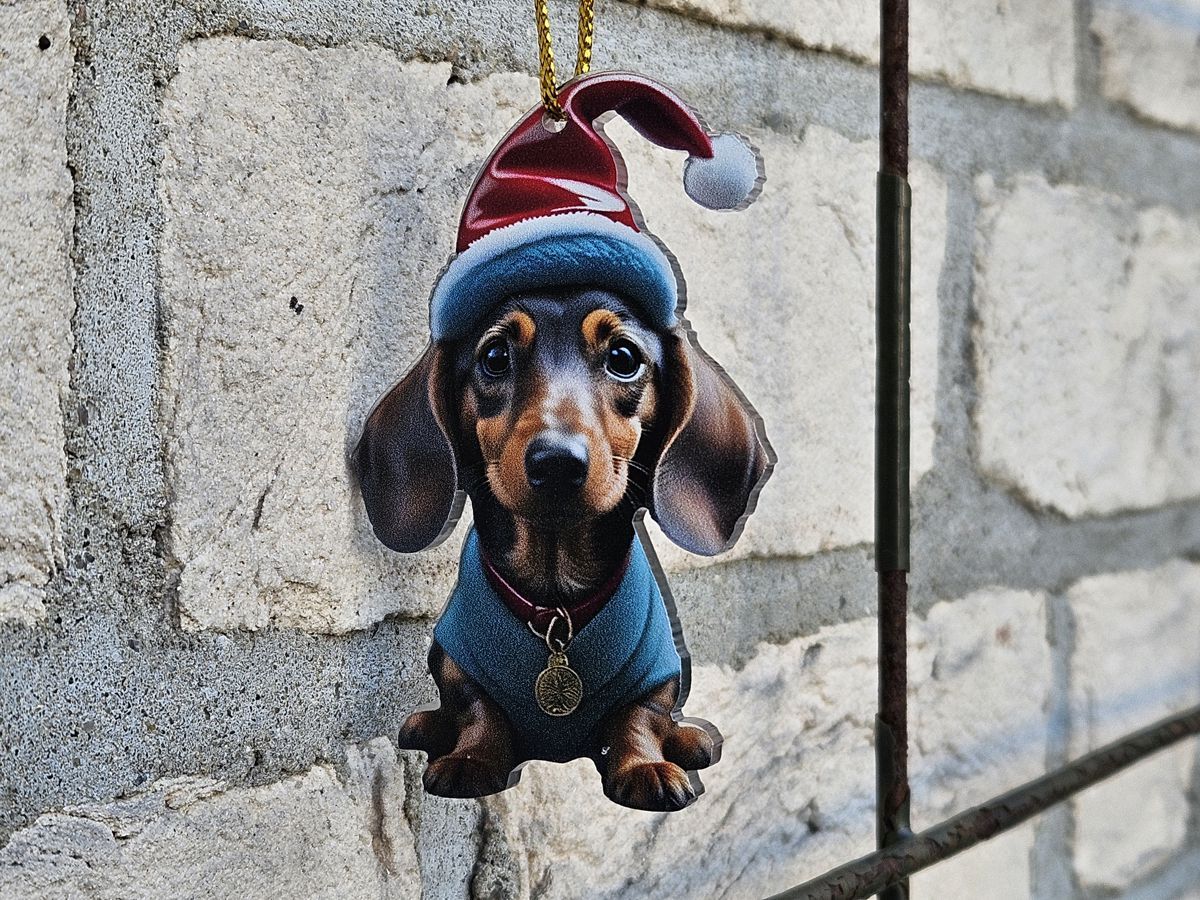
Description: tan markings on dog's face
xmin=461 ymin=298 xmax=661 ymax=530
xmin=466 ymin=310 xmax=540 ymax=513
xmin=506 ymin=310 xmax=536 ymax=348
xmin=581 ymin=308 xmax=622 ymax=351
xmin=580 ymin=310 xmax=656 ymax=514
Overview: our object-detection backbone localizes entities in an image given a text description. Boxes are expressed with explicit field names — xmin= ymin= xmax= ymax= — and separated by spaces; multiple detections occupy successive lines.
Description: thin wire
xmin=535 ymin=0 xmax=596 ymax=118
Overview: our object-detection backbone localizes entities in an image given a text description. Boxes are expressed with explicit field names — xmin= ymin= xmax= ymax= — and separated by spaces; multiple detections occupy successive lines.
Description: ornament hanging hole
xmin=541 ymin=112 xmax=567 ymax=133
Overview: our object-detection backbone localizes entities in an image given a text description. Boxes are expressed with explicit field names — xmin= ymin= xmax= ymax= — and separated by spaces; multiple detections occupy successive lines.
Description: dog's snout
xmin=525 ymin=434 xmax=589 ymax=494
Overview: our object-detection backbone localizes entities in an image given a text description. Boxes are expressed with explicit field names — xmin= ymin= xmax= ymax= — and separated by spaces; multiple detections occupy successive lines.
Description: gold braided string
xmin=576 ymin=0 xmax=595 ymax=79
xmin=536 ymin=0 xmax=596 ymax=118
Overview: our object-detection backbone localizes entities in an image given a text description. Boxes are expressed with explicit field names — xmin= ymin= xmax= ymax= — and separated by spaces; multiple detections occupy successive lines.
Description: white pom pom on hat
xmin=429 ymin=73 xmax=766 ymax=340
xmin=683 ymin=133 xmax=761 ymax=210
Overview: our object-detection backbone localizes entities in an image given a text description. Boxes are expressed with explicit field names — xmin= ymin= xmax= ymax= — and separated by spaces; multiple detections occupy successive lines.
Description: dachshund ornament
xmin=355 ymin=73 xmax=771 ymax=812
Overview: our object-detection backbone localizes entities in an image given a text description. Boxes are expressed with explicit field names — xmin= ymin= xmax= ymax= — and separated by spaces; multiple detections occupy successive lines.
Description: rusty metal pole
xmin=767 ymin=704 xmax=1200 ymax=900
xmin=875 ymin=0 xmax=912 ymax=895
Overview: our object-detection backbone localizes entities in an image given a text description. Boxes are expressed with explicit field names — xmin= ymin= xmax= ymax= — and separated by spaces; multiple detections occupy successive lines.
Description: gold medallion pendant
xmin=535 ymin=652 xmax=583 ymax=716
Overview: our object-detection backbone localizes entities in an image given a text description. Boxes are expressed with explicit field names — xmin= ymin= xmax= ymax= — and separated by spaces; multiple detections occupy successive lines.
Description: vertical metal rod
xmin=880 ymin=0 xmax=909 ymax=180
xmin=876 ymin=0 xmax=911 ymax=896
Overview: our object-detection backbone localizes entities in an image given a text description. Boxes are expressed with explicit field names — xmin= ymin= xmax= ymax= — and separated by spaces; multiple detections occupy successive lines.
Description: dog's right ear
xmin=353 ymin=343 xmax=461 ymax=553
xmin=649 ymin=331 xmax=770 ymax=556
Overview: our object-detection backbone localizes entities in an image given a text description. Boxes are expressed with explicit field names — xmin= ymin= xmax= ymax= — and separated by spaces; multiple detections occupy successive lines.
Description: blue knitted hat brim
xmin=429 ymin=212 xmax=679 ymax=342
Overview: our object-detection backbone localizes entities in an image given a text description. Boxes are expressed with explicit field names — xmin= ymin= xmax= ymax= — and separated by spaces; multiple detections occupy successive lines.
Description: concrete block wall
xmin=1 ymin=0 xmax=1199 ymax=896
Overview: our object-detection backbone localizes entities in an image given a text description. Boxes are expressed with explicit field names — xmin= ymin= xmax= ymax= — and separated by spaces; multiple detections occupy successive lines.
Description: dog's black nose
xmin=525 ymin=434 xmax=589 ymax=494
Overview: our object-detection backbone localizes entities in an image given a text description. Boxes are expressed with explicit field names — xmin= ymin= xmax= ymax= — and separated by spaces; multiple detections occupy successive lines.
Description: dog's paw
xmin=398 ymin=708 xmax=462 ymax=760
xmin=423 ymin=754 xmax=509 ymax=799
xmin=664 ymin=725 xmax=715 ymax=771
xmin=604 ymin=761 xmax=696 ymax=812
xmin=396 ymin=710 xmax=447 ymax=756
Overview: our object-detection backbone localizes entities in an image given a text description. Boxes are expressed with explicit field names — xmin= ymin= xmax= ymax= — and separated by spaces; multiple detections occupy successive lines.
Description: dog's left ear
xmin=650 ymin=332 xmax=771 ymax=556
xmin=353 ymin=343 xmax=462 ymax=553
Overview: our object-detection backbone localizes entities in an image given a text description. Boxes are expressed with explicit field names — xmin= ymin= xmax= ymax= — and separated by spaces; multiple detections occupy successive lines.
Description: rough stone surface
xmin=973 ymin=175 xmax=1200 ymax=518
xmin=473 ymin=589 xmax=1047 ymax=899
xmin=0 ymin=0 xmax=74 ymax=624
xmin=1067 ymin=561 xmax=1200 ymax=891
xmin=911 ymin=822 xmax=1037 ymax=899
xmin=161 ymin=40 xmax=535 ymax=632
xmin=909 ymin=0 xmax=1075 ymax=107
xmin=906 ymin=590 xmax=1050 ymax=900
xmin=904 ymin=591 xmax=1051 ymax=900
xmin=608 ymin=122 xmax=945 ymax=570
xmin=1093 ymin=2 xmax=1200 ymax=134
xmin=0 ymin=739 xmax=423 ymax=900
xmin=3 ymin=0 xmax=1200 ymax=892
xmin=624 ymin=0 xmax=1075 ymax=106
xmin=908 ymin=590 xmax=1051 ymax=817
xmin=161 ymin=41 xmax=946 ymax=621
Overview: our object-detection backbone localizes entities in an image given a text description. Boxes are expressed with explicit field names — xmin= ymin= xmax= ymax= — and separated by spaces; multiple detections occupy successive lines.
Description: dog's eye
xmin=605 ymin=339 xmax=643 ymax=381
xmin=480 ymin=339 xmax=511 ymax=377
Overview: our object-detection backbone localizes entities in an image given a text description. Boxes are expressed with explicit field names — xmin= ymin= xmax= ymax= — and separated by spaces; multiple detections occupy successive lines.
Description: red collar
xmin=481 ymin=549 xmax=631 ymax=636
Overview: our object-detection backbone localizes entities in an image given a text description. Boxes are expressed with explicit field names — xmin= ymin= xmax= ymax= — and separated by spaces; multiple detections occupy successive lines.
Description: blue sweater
xmin=433 ymin=528 xmax=682 ymax=762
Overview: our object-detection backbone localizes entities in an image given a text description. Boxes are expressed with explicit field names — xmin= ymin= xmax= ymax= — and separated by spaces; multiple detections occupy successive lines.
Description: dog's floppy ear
xmin=650 ymin=332 xmax=771 ymax=556
xmin=353 ymin=343 xmax=461 ymax=553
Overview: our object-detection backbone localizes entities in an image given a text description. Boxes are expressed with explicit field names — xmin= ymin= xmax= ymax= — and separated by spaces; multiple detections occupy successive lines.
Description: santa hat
xmin=429 ymin=71 xmax=761 ymax=341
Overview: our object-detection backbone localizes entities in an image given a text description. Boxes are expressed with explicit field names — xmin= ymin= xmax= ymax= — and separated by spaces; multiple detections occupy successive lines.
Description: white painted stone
xmin=0 ymin=740 xmax=422 ymax=900
xmin=911 ymin=822 xmax=1036 ymax=899
xmin=0 ymin=0 xmax=74 ymax=624
xmin=161 ymin=37 xmax=945 ymax=626
xmin=1068 ymin=561 xmax=1200 ymax=891
xmin=1073 ymin=752 xmax=1197 ymax=893
xmin=160 ymin=39 xmax=538 ymax=631
xmin=627 ymin=0 xmax=1075 ymax=106
xmin=607 ymin=123 xmax=945 ymax=570
xmin=973 ymin=175 xmax=1200 ymax=517
xmin=476 ymin=589 xmax=1047 ymax=899
xmin=1093 ymin=2 xmax=1200 ymax=134
xmin=906 ymin=590 xmax=1049 ymax=900
xmin=633 ymin=0 xmax=877 ymax=60
xmin=911 ymin=0 xmax=1075 ymax=107
xmin=909 ymin=590 xmax=1050 ymax=817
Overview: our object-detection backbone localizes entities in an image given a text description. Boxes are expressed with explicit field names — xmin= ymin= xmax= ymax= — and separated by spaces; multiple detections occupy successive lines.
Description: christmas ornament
xmin=355 ymin=0 xmax=771 ymax=811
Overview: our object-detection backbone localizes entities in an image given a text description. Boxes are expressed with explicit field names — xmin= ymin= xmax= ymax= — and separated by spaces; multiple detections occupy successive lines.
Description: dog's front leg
xmin=397 ymin=642 xmax=516 ymax=798
xmin=597 ymin=677 xmax=716 ymax=812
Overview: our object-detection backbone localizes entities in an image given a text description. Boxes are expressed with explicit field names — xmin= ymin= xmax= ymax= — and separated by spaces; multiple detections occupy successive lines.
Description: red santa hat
xmin=429 ymin=71 xmax=761 ymax=341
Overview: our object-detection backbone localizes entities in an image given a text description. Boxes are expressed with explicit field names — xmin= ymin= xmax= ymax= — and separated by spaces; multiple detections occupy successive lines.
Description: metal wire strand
xmin=535 ymin=0 xmax=596 ymax=118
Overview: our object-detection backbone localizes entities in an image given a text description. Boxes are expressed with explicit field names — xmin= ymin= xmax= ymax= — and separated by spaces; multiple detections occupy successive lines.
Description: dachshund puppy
xmin=355 ymin=286 xmax=768 ymax=811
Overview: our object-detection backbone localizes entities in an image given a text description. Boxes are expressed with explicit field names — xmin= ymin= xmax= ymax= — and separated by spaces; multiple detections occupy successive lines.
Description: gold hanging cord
xmin=535 ymin=0 xmax=595 ymax=118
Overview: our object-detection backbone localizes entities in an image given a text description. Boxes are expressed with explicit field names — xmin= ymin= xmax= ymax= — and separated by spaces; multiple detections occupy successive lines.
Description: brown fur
xmin=461 ymin=295 xmax=660 ymax=599
xmin=476 ymin=335 xmax=637 ymax=528
xmin=599 ymin=678 xmax=716 ymax=810
xmin=398 ymin=644 xmax=515 ymax=798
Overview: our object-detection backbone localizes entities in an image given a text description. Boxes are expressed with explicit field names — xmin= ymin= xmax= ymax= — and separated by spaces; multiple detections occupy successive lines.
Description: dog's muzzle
xmin=525 ymin=433 xmax=589 ymax=497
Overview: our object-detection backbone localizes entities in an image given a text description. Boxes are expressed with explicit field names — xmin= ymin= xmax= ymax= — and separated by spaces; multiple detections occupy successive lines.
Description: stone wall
xmin=1 ymin=0 xmax=1199 ymax=897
